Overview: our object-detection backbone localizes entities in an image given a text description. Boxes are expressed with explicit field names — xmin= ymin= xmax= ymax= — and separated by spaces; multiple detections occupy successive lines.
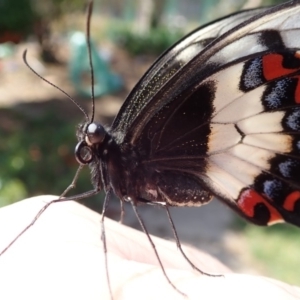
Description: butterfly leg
xmin=164 ymin=205 xmax=222 ymax=277
xmin=0 ymin=163 xmax=101 ymax=256
xmin=129 ymin=199 xmax=187 ymax=298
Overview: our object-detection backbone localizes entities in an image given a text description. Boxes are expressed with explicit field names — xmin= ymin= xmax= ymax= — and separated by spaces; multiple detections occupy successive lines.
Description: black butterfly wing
xmin=111 ymin=1 xmax=300 ymax=227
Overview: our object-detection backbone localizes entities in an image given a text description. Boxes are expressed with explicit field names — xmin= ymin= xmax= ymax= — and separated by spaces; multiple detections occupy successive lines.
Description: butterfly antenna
xmin=86 ymin=1 xmax=96 ymax=123
xmin=22 ymin=50 xmax=89 ymax=122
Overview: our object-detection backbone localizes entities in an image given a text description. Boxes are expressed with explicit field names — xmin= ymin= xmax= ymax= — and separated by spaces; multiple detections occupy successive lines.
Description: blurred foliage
xmin=110 ymin=24 xmax=184 ymax=56
xmin=233 ymin=219 xmax=300 ymax=285
xmin=0 ymin=0 xmax=36 ymax=35
xmin=0 ymin=0 xmax=84 ymax=36
xmin=32 ymin=0 xmax=85 ymax=21
xmin=0 ymin=108 xmax=103 ymax=210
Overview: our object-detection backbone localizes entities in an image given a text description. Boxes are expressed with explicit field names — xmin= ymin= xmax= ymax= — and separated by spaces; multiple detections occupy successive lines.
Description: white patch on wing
xmin=228 ymin=144 xmax=274 ymax=170
xmin=244 ymin=133 xmax=293 ymax=153
xmin=205 ymin=63 xmax=244 ymax=113
xmin=208 ymin=34 xmax=267 ymax=66
xmin=237 ymin=111 xmax=285 ymax=134
xmin=252 ymin=8 xmax=300 ymax=33
xmin=281 ymin=29 xmax=300 ymax=48
xmin=212 ymin=85 xmax=265 ymax=123
xmin=175 ymin=43 xmax=204 ymax=64
xmin=209 ymin=152 xmax=261 ymax=186
xmin=204 ymin=161 xmax=245 ymax=200
xmin=208 ymin=123 xmax=241 ymax=153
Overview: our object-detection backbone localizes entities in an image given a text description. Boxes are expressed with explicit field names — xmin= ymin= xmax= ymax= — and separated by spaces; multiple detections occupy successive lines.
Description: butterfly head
xmin=75 ymin=122 xmax=108 ymax=165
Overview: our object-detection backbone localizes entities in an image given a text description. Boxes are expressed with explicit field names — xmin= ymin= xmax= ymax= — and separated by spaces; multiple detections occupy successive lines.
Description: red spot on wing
xmin=283 ymin=191 xmax=300 ymax=211
xmin=262 ymin=53 xmax=299 ymax=81
xmin=238 ymin=189 xmax=283 ymax=224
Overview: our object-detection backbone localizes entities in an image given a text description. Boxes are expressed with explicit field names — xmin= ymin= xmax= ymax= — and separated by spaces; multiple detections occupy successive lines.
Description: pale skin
xmin=0 ymin=196 xmax=299 ymax=300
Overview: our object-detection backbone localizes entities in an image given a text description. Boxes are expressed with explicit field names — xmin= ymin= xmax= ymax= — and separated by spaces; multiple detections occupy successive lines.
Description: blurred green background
xmin=0 ymin=0 xmax=298 ymax=286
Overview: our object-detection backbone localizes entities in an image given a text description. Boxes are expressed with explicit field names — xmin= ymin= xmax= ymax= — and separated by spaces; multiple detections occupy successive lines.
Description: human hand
xmin=0 ymin=196 xmax=299 ymax=300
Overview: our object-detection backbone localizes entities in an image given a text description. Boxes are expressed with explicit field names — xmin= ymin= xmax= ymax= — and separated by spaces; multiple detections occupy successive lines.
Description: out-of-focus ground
xmin=0 ymin=40 xmax=267 ymax=276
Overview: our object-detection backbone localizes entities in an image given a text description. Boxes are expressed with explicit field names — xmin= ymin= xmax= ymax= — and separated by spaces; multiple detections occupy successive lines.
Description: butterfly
xmin=75 ymin=0 xmax=300 ymax=229
xmin=2 ymin=0 xmax=300 ymax=298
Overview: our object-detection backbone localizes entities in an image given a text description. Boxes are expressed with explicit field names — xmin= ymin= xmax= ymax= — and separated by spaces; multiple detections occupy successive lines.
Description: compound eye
xmin=75 ymin=141 xmax=93 ymax=165
xmin=86 ymin=123 xmax=106 ymax=145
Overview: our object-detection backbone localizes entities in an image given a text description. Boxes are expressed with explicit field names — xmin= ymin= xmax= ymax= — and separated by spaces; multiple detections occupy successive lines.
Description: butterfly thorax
xmin=106 ymin=140 xmax=162 ymax=204
xmin=76 ymin=121 xmax=162 ymax=204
